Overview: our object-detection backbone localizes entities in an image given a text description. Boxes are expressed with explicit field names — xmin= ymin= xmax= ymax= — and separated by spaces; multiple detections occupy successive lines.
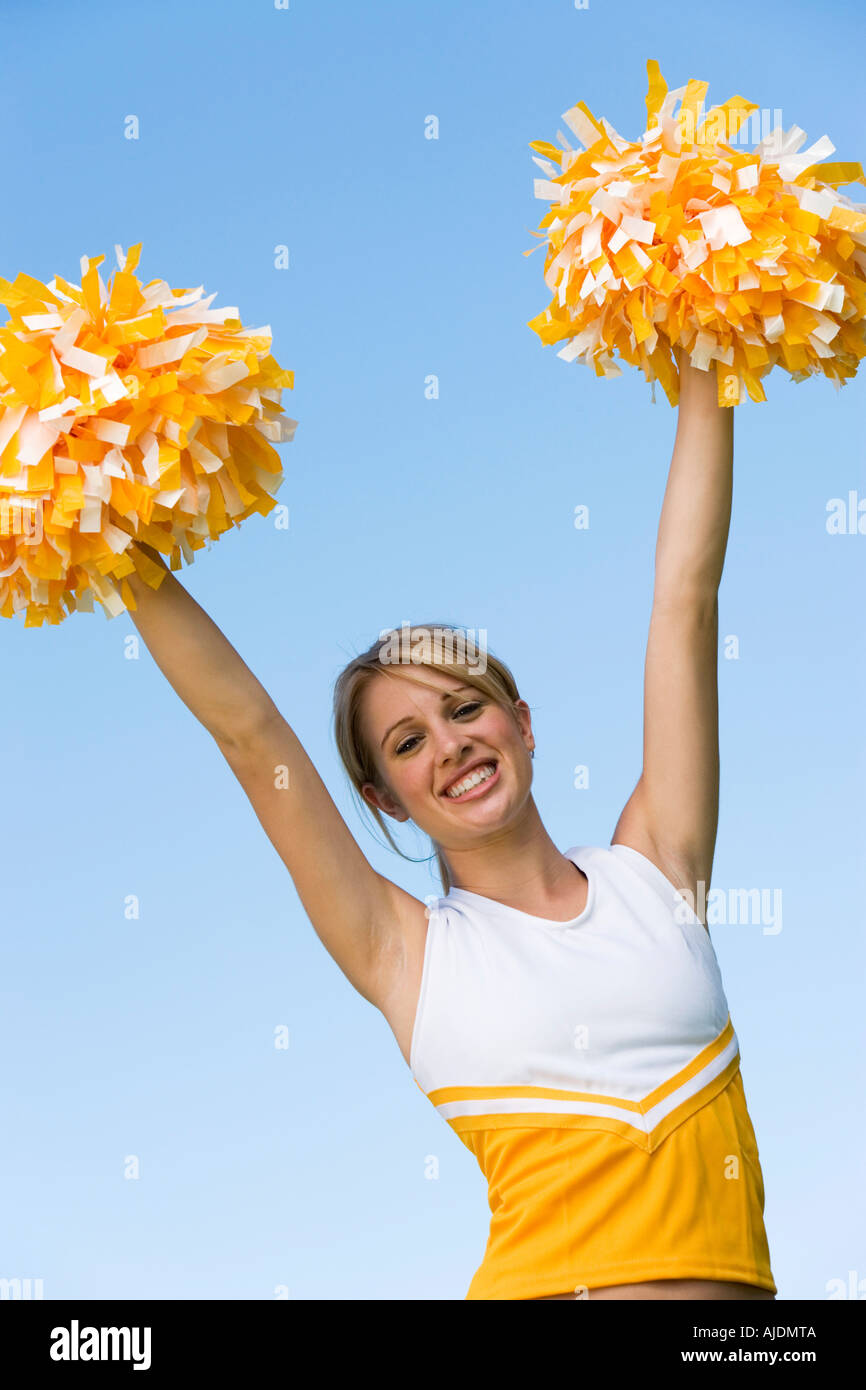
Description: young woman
xmin=124 ymin=345 xmax=776 ymax=1300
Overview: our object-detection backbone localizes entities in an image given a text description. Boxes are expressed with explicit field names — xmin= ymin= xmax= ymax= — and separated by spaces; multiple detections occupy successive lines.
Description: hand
xmin=131 ymin=538 xmax=170 ymax=570
xmin=674 ymin=342 xmax=725 ymax=411
xmin=125 ymin=537 xmax=174 ymax=605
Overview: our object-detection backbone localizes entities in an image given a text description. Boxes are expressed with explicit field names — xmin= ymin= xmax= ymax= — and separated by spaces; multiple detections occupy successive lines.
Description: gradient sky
xmin=1 ymin=0 xmax=864 ymax=1301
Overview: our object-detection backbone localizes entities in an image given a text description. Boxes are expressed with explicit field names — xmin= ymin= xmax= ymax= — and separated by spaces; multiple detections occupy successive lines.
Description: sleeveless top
xmin=409 ymin=843 xmax=776 ymax=1300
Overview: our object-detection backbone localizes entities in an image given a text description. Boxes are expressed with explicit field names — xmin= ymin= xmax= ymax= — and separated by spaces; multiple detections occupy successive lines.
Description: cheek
xmin=398 ymin=758 xmax=434 ymax=802
xmin=486 ymin=714 xmax=524 ymax=748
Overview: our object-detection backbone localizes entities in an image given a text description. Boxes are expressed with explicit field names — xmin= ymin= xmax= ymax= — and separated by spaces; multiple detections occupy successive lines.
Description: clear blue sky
xmin=1 ymin=0 xmax=863 ymax=1301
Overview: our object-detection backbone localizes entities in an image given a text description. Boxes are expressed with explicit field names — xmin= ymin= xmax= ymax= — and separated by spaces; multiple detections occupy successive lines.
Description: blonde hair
xmin=332 ymin=623 xmax=529 ymax=895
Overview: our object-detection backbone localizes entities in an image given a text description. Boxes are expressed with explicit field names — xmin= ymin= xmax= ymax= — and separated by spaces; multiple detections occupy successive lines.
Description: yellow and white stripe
xmin=417 ymin=1017 xmax=739 ymax=1153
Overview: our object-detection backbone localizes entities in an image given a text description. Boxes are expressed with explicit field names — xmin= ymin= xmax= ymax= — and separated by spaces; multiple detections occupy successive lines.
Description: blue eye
xmin=395 ymin=701 xmax=482 ymax=755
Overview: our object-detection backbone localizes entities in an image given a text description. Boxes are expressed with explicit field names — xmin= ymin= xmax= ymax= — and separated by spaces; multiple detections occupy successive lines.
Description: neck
xmin=440 ymin=798 xmax=582 ymax=911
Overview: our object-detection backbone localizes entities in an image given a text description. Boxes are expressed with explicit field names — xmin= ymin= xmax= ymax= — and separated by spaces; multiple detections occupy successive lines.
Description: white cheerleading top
xmin=407 ymin=842 xmax=776 ymax=1299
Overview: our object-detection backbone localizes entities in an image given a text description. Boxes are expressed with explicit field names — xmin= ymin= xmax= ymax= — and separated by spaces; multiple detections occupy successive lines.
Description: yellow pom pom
xmin=526 ymin=61 xmax=866 ymax=406
xmin=0 ymin=243 xmax=296 ymax=624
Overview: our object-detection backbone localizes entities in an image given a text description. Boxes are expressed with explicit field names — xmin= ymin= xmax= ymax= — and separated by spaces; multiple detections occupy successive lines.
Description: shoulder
xmin=609 ymin=831 xmax=697 ymax=895
xmin=608 ymin=835 xmax=707 ymax=928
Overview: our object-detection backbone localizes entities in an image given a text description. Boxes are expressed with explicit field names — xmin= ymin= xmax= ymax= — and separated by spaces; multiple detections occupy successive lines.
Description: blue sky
xmin=1 ymin=0 xmax=863 ymax=1300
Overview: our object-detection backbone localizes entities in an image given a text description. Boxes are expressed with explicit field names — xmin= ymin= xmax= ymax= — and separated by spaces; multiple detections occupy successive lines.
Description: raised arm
xmin=611 ymin=349 xmax=734 ymax=918
xmin=123 ymin=545 xmax=406 ymax=1004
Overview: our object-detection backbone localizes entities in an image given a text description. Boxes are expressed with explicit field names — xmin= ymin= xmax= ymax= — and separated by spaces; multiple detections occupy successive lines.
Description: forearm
xmin=124 ymin=545 xmax=277 ymax=746
xmin=653 ymin=348 xmax=734 ymax=606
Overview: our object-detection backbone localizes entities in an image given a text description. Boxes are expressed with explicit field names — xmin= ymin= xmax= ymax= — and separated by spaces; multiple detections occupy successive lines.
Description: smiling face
xmin=358 ymin=665 xmax=536 ymax=849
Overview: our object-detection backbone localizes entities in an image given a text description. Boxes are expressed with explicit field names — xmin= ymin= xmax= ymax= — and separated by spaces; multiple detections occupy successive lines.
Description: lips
xmin=440 ymin=758 xmax=498 ymax=797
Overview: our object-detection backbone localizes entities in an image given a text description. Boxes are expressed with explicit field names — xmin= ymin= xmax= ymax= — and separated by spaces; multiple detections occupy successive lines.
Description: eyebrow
xmin=380 ymin=685 xmax=476 ymax=749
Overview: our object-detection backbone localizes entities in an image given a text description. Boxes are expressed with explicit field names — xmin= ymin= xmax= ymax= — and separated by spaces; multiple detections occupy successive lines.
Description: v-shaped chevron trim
xmin=414 ymin=1016 xmax=740 ymax=1153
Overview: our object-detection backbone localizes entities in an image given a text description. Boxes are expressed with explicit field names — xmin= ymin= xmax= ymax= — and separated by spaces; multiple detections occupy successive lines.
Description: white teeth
xmin=445 ymin=763 xmax=496 ymax=798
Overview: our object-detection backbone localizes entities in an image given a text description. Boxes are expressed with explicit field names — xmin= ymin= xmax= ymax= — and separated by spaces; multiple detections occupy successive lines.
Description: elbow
xmin=651 ymin=581 xmax=719 ymax=621
xmin=211 ymin=696 xmax=281 ymax=755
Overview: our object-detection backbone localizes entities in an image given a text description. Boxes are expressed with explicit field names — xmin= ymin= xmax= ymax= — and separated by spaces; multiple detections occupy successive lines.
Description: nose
xmin=433 ymin=723 xmax=473 ymax=767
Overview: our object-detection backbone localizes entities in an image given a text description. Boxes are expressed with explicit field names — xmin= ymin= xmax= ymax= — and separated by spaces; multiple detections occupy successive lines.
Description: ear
xmin=512 ymin=698 xmax=536 ymax=757
xmin=361 ymin=780 xmax=410 ymax=823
